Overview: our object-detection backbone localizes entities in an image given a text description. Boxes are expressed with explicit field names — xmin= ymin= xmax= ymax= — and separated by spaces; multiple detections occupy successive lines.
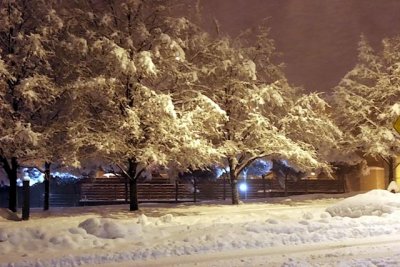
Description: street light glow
xmin=239 ymin=183 xmax=248 ymax=192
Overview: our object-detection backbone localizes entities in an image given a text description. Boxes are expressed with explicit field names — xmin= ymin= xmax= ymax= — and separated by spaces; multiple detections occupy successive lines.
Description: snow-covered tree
xmin=0 ymin=0 xmax=64 ymax=212
xmin=62 ymin=0 xmax=223 ymax=211
xmin=187 ymin=25 xmax=339 ymax=204
xmin=281 ymin=93 xmax=343 ymax=167
xmin=333 ymin=35 xmax=400 ymax=182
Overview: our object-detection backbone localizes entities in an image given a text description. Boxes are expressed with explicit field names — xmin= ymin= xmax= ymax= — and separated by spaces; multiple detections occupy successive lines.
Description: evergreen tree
xmin=334 ymin=35 xmax=400 ymax=182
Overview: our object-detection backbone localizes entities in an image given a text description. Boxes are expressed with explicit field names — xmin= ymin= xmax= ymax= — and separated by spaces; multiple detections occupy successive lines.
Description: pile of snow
xmin=78 ymin=218 xmax=129 ymax=239
xmin=387 ymin=181 xmax=400 ymax=193
xmin=0 ymin=209 xmax=20 ymax=221
xmin=326 ymin=189 xmax=400 ymax=218
xmin=2 ymin=191 xmax=400 ymax=266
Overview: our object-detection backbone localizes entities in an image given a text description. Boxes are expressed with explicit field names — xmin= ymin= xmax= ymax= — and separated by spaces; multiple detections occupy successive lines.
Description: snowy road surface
xmin=97 ymin=236 xmax=400 ymax=267
xmin=2 ymin=190 xmax=400 ymax=266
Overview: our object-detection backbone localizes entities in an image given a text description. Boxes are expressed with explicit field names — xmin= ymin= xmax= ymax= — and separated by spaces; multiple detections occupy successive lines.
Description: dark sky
xmin=195 ymin=0 xmax=400 ymax=92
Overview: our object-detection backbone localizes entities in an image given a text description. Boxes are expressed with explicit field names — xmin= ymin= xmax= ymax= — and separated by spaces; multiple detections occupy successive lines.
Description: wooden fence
xmin=80 ymin=179 xmax=193 ymax=203
xmin=0 ymin=177 xmax=345 ymax=208
xmin=0 ymin=183 xmax=80 ymax=208
xmin=79 ymin=176 xmax=345 ymax=205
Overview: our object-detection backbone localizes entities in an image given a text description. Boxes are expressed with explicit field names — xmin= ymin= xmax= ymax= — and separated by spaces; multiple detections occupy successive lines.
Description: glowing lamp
xmin=239 ymin=183 xmax=248 ymax=192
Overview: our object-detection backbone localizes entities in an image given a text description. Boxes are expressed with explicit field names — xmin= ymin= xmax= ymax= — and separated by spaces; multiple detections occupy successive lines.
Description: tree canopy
xmin=0 ymin=0 xmax=343 ymax=210
xmin=333 ymin=35 xmax=400 ymax=181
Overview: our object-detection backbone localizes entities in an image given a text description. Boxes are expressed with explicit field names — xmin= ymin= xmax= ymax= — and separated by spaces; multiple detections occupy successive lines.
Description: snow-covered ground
xmin=2 ymin=190 xmax=400 ymax=266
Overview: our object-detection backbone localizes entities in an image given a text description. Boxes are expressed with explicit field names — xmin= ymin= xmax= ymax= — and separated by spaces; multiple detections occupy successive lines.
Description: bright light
xmin=239 ymin=183 xmax=248 ymax=192
xmin=310 ymin=172 xmax=316 ymax=176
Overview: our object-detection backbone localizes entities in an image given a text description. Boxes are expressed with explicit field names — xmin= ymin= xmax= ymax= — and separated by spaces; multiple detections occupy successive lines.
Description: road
xmin=93 ymin=235 xmax=400 ymax=267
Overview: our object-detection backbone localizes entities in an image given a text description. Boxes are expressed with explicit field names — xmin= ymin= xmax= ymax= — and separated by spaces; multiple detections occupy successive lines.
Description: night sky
xmin=196 ymin=0 xmax=400 ymax=92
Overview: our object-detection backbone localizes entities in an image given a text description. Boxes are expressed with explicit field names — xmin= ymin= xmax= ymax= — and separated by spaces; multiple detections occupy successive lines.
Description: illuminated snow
xmin=15 ymin=168 xmax=79 ymax=187
xmin=2 ymin=190 xmax=400 ymax=266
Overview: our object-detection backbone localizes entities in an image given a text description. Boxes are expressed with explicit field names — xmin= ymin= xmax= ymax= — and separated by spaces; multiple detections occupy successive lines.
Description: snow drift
xmin=326 ymin=189 xmax=400 ymax=218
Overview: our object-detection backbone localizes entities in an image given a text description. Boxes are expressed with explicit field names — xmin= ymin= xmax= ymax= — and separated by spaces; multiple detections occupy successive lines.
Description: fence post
xmin=305 ymin=177 xmax=308 ymax=194
xmin=175 ymin=180 xmax=179 ymax=203
xmin=22 ymin=180 xmax=30 ymax=220
xmin=124 ymin=177 xmax=128 ymax=203
xmin=74 ymin=183 xmax=79 ymax=207
xmin=44 ymin=179 xmax=49 ymax=210
xmin=193 ymin=178 xmax=197 ymax=203
xmin=262 ymin=175 xmax=266 ymax=198
xmin=223 ymin=175 xmax=226 ymax=200
xmin=338 ymin=173 xmax=345 ymax=193
xmin=284 ymin=174 xmax=288 ymax=197
xmin=147 ymin=184 xmax=151 ymax=200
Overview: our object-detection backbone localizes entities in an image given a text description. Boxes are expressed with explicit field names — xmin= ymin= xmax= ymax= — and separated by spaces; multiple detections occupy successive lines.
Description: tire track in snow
xmin=93 ymin=235 xmax=400 ymax=267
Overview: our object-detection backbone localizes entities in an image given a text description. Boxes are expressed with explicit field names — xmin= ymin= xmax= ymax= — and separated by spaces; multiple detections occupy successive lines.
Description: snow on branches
xmin=0 ymin=0 xmax=343 ymax=209
xmin=334 ymin=35 xmax=400 ymax=161
xmin=62 ymin=0 xmax=223 ymax=178
xmin=184 ymin=25 xmax=338 ymax=203
xmin=0 ymin=0 xmax=64 ymax=162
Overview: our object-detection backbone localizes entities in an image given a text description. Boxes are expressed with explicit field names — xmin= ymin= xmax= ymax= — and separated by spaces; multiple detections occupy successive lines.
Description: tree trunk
xmin=230 ymin=172 xmax=239 ymax=205
xmin=8 ymin=157 xmax=18 ymax=212
xmin=129 ymin=178 xmax=138 ymax=211
xmin=128 ymin=159 xmax=139 ymax=211
xmin=44 ymin=162 xmax=51 ymax=211
xmin=388 ymin=157 xmax=395 ymax=183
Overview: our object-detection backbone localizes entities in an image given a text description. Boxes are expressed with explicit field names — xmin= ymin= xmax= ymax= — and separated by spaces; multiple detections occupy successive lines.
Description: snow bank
xmin=326 ymin=189 xmax=400 ymax=218
xmin=0 ymin=208 xmax=20 ymax=221
xmin=387 ymin=181 xmax=400 ymax=193
xmin=2 ymin=192 xmax=400 ymax=267
xmin=78 ymin=218 xmax=127 ymax=239
xmin=78 ymin=217 xmax=147 ymax=240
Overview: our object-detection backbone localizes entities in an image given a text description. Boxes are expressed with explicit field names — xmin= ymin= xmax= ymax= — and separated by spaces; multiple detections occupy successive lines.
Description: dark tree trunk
xmin=22 ymin=180 xmax=30 ymax=220
xmin=127 ymin=158 xmax=139 ymax=211
xmin=4 ymin=157 xmax=19 ymax=213
xmin=388 ymin=157 xmax=395 ymax=183
xmin=44 ymin=162 xmax=51 ymax=211
xmin=10 ymin=158 xmax=18 ymax=212
xmin=129 ymin=178 xmax=138 ymax=211
xmin=228 ymin=158 xmax=240 ymax=205
xmin=230 ymin=172 xmax=239 ymax=205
